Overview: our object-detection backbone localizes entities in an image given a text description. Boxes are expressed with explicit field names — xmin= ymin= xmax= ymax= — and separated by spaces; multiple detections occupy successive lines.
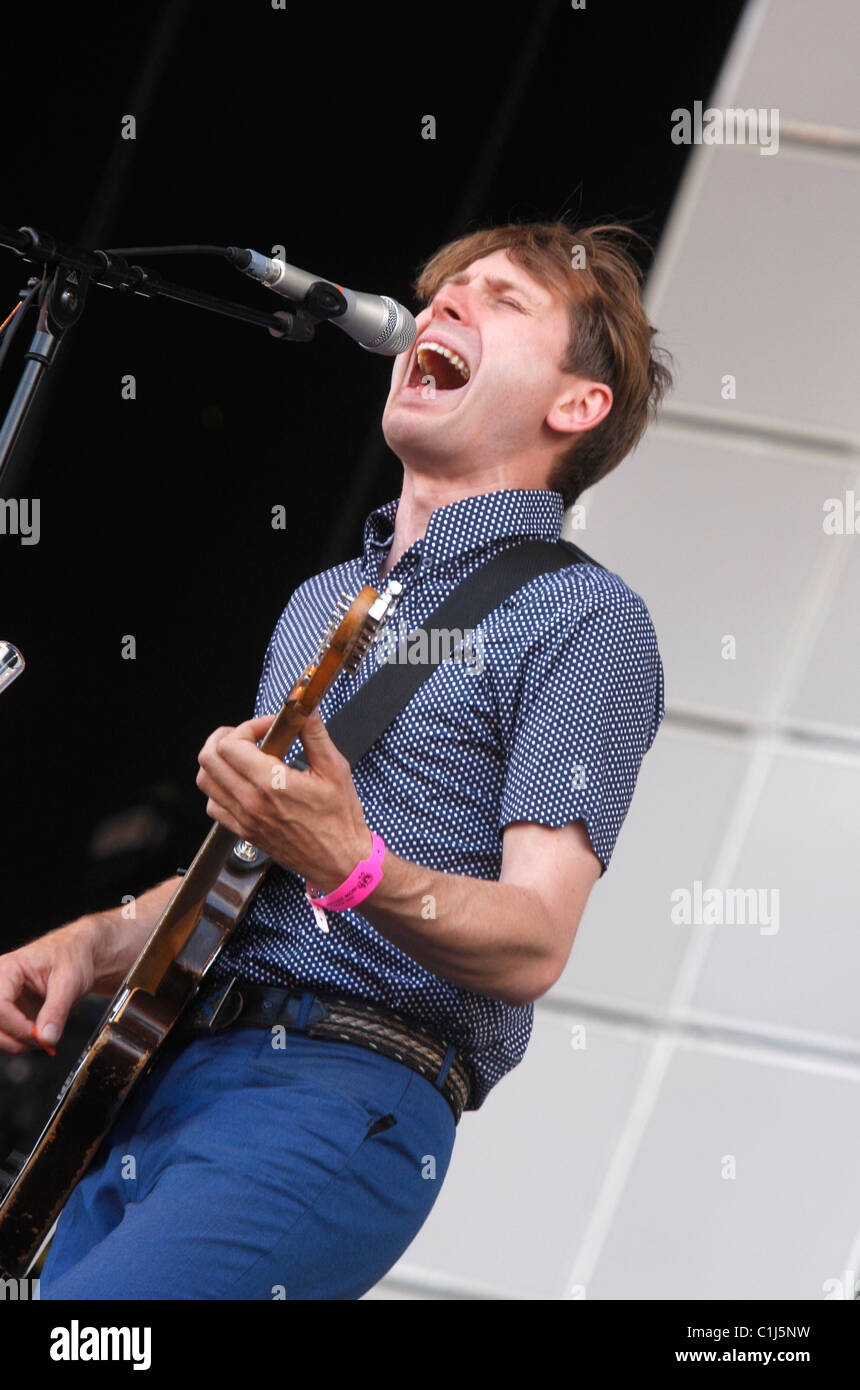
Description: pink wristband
xmin=306 ymin=833 xmax=385 ymax=913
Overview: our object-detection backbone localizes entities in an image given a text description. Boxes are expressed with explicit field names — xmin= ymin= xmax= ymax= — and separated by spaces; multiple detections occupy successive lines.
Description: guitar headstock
xmin=293 ymin=579 xmax=402 ymax=711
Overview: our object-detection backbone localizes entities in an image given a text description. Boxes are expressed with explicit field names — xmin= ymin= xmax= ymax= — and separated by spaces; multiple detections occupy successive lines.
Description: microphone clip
xmin=267 ymin=280 xmax=347 ymax=342
xmin=302 ymin=280 xmax=347 ymax=321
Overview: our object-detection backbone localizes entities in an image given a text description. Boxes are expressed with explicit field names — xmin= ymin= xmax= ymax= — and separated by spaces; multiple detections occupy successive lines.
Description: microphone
xmin=0 ymin=641 xmax=24 ymax=696
xmin=230 ymin=249 xmax=416 ymax=356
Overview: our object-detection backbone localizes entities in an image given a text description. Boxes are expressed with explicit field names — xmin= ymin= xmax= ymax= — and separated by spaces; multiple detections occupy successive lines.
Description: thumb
xmin=34 ymin=970 xmax=81 ymax=1052
xmin=298 ymin=708 xmax=337 ymax=767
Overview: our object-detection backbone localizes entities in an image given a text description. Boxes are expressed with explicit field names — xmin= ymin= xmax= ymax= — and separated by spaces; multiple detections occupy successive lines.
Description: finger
xmin=34 ymin=965 xmax=87 ymax=1050
xmin=197 ymin=725 xmax=235 ymax=768
xmin=0 ymin=997 xmax=35 ymax=1041
xmin=235 ymin=714 xmax=277 ymax=744
xmin=0 ymin=966 xmax=42 ymax=1044
xmin=204 ymin=797 xmax=247 ymax=840
xmin=212 ymin=736 xmax=273 ymax=784
xmin=199 ymin=720 xmax=258 ymax=766
xmin=197 ymin=726 xmax=260 ymax=800
xmin=0 ymin=1027 xmax=30 ymax=1055
xmin=196 ymin=755 xmax=260 ymax=828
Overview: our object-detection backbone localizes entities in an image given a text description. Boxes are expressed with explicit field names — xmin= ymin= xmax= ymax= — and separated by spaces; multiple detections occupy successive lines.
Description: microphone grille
xmin=373 ymin=297 xmax=416 ymax=356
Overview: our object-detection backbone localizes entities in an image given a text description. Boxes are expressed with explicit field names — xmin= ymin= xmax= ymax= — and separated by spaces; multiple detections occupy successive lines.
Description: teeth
xmin=416 ymin=341 xmax=470 ymax=382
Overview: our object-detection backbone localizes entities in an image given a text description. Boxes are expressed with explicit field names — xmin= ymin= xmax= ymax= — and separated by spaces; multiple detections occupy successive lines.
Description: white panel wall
xmin=368 ymin=0 xmax=860 ymax=1299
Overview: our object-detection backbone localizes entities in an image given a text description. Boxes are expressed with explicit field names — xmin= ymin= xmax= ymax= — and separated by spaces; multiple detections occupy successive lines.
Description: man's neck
xmin=379 ymin=477 xmax=446 ymax=578
xmin=379 ymin=468 xmax=552 ymax=579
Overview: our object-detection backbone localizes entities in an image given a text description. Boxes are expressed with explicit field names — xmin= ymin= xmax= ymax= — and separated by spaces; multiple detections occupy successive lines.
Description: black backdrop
xmin=0 ymin=0 xmax=746 ymax=948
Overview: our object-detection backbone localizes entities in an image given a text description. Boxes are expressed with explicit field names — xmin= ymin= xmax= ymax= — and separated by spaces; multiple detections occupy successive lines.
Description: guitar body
xmin=0 ymin=850 xmax=266 ymax=1278
xmin=0 ymin=582 xmax=399 ymax=1278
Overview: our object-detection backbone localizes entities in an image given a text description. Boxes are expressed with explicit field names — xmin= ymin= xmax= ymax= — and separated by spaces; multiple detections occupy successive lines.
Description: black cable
xmin=104 ymin=244 xmax=238 ymax=259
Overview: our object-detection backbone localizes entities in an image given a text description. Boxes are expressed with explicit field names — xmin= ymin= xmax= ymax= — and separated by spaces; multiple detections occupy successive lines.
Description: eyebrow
xmin=443 ymin=271 xmax=542 ymax=310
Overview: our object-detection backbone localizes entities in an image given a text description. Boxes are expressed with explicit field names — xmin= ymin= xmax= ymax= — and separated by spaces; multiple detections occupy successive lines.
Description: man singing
xmin=0 ymin=219 xmax=671 ymax=1298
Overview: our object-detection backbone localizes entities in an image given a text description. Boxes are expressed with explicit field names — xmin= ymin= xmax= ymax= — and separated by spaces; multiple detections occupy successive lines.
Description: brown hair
xmin=412 ymin=219 xmax=674 ymax=506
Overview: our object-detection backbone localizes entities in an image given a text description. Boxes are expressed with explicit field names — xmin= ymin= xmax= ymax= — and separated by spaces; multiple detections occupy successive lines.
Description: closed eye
xmin=499 ymin=297 xmax=525 ymax=311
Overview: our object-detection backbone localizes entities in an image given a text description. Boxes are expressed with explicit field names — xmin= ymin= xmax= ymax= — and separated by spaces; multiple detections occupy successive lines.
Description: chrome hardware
xmin=313 ymin=592 xmax=353 ymax=664
xmin=313 ymin=582 xmax=403 ymax=673
xmin=343 ymin=580 xmax=403 ymax=673
xmin=0 ymin=642 xmax=25 ymax=696
xmin=106 ymin=987 xmax=131 ymax=1023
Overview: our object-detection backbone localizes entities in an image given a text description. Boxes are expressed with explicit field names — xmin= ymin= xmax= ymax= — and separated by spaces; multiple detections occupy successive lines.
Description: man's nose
xmin=427 ymin=283 xmax=470 ymax=325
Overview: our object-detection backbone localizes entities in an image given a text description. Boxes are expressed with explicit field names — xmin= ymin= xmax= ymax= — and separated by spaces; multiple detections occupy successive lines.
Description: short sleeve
xmin=253 ymin=627 xmax=278 ymax=718
xmin=499 ymin=571 xmax=664 ymax=872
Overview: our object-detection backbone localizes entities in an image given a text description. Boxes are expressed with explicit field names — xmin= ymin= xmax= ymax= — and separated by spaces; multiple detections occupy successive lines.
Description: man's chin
xmin=381 ymin=401 xmax=456 ymax=454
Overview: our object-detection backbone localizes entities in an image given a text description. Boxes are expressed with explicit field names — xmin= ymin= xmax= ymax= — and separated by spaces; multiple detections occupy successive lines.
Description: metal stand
xmin=0 ymin=224 xmax=345 ymax=495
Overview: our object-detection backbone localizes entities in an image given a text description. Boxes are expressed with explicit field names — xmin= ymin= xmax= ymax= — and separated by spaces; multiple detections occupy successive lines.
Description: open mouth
xmin=406 ymin=340 xmax=472 ymax=392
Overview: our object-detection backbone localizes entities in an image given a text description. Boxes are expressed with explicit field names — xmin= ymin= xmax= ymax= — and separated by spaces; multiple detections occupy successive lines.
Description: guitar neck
xmin=114 ymin=581 xmax=390 ymax=999
xmin=124 ymin=691 xmax=313 ymax=996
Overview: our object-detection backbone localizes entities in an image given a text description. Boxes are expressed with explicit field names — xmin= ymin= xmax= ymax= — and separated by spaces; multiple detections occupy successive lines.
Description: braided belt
xmin=177 ymin=979 xmax=472 ymax=1124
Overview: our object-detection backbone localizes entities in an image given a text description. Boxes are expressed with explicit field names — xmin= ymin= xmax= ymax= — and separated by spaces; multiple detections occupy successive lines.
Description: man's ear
xmin=546 ymin=378 xmax=613 ymax=439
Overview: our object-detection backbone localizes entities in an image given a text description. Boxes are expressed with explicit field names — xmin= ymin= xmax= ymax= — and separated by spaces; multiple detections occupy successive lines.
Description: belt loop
xmin=296 ymin=991 xmax=315 ymax=1032
xmin=434 ymin=1043 xmax=456 ymax=1091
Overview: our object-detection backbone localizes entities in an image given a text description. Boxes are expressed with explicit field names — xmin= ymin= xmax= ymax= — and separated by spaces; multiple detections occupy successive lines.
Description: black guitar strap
xmin=289 ymin=536 xmax=602 ymax=773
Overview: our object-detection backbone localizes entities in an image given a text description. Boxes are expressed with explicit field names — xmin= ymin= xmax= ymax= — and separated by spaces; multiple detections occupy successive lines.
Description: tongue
xmin=419 ymin=351 xmax=467 ymax=391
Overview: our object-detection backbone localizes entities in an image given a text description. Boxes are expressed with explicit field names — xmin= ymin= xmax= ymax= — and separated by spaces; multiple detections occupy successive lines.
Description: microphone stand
xmin=0 ymin=225 xmax=345 ymax=495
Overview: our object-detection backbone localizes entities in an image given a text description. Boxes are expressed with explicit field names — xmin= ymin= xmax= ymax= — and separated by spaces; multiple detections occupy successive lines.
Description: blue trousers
xmin=39 ymin=1012 xmax=456 ymax=1300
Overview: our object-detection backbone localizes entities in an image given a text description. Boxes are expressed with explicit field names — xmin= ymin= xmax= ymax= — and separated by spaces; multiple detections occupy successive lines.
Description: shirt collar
xmin=362 ymin=488 xmax=565 ymax=579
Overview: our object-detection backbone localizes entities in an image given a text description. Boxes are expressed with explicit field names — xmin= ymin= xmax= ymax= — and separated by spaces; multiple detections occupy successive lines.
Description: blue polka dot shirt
xmin=214 ymin=488 xmax=665 ymax=1108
